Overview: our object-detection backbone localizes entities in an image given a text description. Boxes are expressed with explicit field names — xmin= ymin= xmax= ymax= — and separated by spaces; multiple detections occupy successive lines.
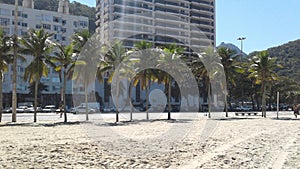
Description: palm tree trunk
xmin=0 ymin=73 xmax=3 ymax=122
xmin=208 ymin=84 xmax=211 ymax=118
xmin=115 ymin=74 xmax=120 ymax=123
xmin=167 ymin=76 xmax=171 ymax=120
xmin=59 ymin=71 xmax=63 ymax=118
xmin=146 ymin=79 xmax=149 ymax=120
xmin=85 ymin=82 xmax=89 ymax=121
xmin=34 ymin=80 xmax=38 ymax=122
xmin=63 ymin=70 xmax=67 ymax=123
xmin=225 ymin=94 xmax=228 ymax=117
xmin=12 ymin=0 xmax=18 ymax=123
xmin=262 ymin=83 xmax=267 ymax=118
xmin=129 ymin=81 xmax=133 ymax=121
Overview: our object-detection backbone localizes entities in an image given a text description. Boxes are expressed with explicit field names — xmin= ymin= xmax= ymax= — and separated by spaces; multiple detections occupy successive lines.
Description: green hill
xmin=267 ymin=40 xmax=300 ymax=83
xmin=249 ymin=39 xmax=300 ymax=83
xmin=0 ymin=0 xmax=96 ymax=33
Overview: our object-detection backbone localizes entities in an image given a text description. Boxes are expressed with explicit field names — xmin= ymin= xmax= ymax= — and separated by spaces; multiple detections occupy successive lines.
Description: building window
xmin=79 ymin=21 xmax=88 ymax=27
xmin=52 ymin=77 xmax=60 ymax=83
xmin=54 ymin=25 xmax=62 ymax=32
xmin=0 ymin=8 xmax=10 ymax=16
xmin=53 ymin=16 xmax=62 ymax=23
xmin=42 ymin=24 xmax=51 ymax=30
xmin=73 ymin=21 xmax=78 ymax=27
xmin=54 ymin=34 xmax=62 ymax=41
xmin=22 ymin=13 xmax=28 ymax=18
xmin=12 ymin=21 xmax=21 ymax=26
xmin=0 ymin=18 xmax=10 ymax=26
xmin=36 ymin=24 xmax=42 ymax=29
xmin=11 ymin=11 xmax=21 ymax=17
xmin=42 ymin=15 xmax=52 ymax=22
xmin=3 ymin=74 xmax=9 ymax=82
xmin=62 ymin=20 xmax=67 ymax=25
xmin=22 ymin=22 xmax=28 ymax=27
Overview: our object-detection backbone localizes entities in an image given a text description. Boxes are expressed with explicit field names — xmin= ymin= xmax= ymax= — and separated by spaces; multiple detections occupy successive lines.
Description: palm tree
xmin=190 ymin=47 xmax=219 ymax=118
xmin=71 ymin=30 xmax=93 ymax=121
xmin=101 ymin=41 xmax=128 ymax=123
xmin=72 ymin=34 xmax=104 ymax=121
xmin=132 ymin=41 xmax=155 ymax=120
xmin=218 ymin=47 xmax=244 ymax=117
xmin=51 ymin=44 xmax=76 ymax=122
xmin=21 ymin=29 xmax=54 ymax=122
xmin=72 ymin=29 xmax=92 ymax=53
xmin=158 ymin=44 xmax=184 ymax=120
xmin=248 ymin=51 xmax=282 ymax=118
xmin=0 ymin=28 xmax=12 ymax=122
xmin=28 ymin=82 xmax=49 ymax=102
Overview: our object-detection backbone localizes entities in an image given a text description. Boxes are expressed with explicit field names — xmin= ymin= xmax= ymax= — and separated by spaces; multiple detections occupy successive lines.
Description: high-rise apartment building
xmin=0 ymin=0 xmax=89 ymax=107
xmin=96 ymin=0 xmax=215 ymax=51
xmin=95 ymin=0 xmax=215 ymax=107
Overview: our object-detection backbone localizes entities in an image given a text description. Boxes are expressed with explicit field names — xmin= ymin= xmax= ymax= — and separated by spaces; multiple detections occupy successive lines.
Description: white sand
xmin=0 ymin=111 xmax=299 ymax=168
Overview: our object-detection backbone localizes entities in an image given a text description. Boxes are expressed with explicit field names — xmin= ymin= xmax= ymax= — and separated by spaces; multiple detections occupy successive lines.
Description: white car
xmin=28 ymin=106 xmax=42 ymax=112
xmin=42 ymin=105 xmax=57 ymax=112
xmin=16 ymin=106 xmax=29 ymax=113
xmin=70 ymin=106 xmax=96 ymax=114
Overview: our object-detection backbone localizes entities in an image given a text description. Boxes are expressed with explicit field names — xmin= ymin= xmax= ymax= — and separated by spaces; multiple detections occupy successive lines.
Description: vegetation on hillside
xmin=268 ymin=40 xmax=300 ymax=83
xmin=249 ymin=40 xmax=300 ymax=83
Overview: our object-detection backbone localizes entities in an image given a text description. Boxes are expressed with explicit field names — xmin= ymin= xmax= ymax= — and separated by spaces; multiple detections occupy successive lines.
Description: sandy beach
xmin=0 ymin=111 xmax=299 ymax=169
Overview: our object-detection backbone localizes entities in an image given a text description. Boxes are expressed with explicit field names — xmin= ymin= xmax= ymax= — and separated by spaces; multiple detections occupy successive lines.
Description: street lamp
xmin=237 ymin=37 xmax=246 ymax=61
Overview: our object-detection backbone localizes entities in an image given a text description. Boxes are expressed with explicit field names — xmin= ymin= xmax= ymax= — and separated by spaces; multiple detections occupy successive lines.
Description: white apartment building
xmin=0 ymin=0 xmax=89 ymax=96
xmin=0 ymin=0 xmax=88 ymax=94
xmin=96 ymin=0 xmax=215 ymax=50
xmin=95 ymin=0 xmax=215 ymax=107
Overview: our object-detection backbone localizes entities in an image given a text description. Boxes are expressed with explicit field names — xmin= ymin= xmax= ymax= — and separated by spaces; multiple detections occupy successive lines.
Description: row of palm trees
xmin=0 ymin=28 xmax=92 ymax=123
xmin=0 ymin=26 xmax=287 ymax=123
xmin=188 ymin=47 xmax=283 ymax=118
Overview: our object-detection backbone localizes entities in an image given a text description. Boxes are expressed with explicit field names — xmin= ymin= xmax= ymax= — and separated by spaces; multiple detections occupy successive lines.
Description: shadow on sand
xmin=270 ymin=117 xmax=300 ymax=121
xmin=211 ymin=117 xmax=262 ymax=121
xmin=212 ymin=116 xmax=300 ymax=121
xmin=0 ymin=121 xmax=83 ymax=127
xmin=0 ymin=119 xmax=193 ymax=127
xmin=92 ymin=118 xmax=193 ymax=127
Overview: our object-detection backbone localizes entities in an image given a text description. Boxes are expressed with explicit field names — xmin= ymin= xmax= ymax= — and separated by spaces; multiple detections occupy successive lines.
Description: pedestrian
xmin=293 ymin=104 xmax=300 ymax=118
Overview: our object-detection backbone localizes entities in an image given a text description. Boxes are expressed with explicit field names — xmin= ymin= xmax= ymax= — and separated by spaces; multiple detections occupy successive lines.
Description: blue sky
xmin=72 ymin=0 xmax=300 ymax=54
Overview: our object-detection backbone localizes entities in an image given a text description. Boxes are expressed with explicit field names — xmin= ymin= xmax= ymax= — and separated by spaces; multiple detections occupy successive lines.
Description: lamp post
xmin=237 ymin=37 xmax=246 ymax=61
xmin=237 ymin=37 xmax=246 ymax=106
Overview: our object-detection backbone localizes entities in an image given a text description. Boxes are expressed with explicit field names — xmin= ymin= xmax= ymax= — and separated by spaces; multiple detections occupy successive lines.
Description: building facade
xmin=0 ymin=0 xmax=89 ymax=107
xmin=96 ymin=0 xmax=215 ymax=50
xmin=95 ymin=0 xmax=215 ymax=108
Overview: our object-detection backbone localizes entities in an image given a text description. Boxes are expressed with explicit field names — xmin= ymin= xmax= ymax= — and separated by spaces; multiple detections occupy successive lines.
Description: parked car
xmin=236 ymin=106 xmax=252 ymax=112
xmin=3 ymin=107 xmax=12 ymax=113
xmin=16 ymin=106 xmax=29 ymax=113
xmin=78 ymin=102 xmax=101 ymax=112
xmin=103 ymin=106 xmax=116 ymax=113
xmin=42 ymin=105 xmax=57 ymax=112
xmin=27 ymin=106 xmax=43 ymax=112
xmin=70 ymin=106 xmax=96 ymax=114
xmin=3 ymin=107 xmax=28 ymax=113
